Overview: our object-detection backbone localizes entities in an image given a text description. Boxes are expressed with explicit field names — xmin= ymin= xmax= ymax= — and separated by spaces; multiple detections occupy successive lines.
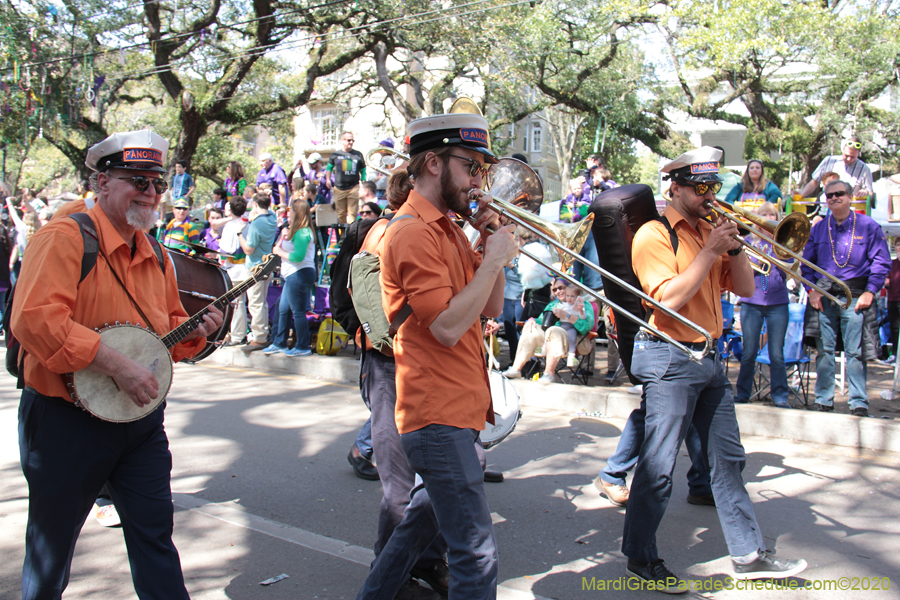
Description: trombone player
xmin=355 ymin=112 xmax=517 ymax=600
xmin=801 ymin=179 xmax=890 ymax=417
xmin=621 ymin=147 xmax=807 ymax=591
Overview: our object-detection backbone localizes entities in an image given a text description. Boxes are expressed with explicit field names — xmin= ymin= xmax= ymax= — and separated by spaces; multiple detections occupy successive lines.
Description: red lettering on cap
xmin=123 ymin=147 xmax=163 ymax=166
xmin=459 ymin=128 xmax=488 ymax=146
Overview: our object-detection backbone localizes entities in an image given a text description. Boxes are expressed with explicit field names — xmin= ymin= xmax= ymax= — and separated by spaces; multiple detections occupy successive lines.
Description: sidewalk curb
xmin=207 ymin=349 xmax=900 ymax=453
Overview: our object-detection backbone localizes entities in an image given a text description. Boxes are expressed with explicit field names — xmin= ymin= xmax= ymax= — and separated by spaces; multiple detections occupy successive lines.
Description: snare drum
xmin=166 ymin=249 xmax=234 ymax=361
xmin=482 ymin=370 xmax=522 ymax=449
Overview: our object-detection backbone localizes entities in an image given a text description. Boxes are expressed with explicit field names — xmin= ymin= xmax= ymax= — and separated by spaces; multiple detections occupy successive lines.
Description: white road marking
xmin=173 ymin=493 xmax=553 ymax=600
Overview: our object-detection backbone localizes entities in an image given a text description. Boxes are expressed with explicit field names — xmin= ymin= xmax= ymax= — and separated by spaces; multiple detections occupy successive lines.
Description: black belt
xmin=650 ymin=337 xmax=718 ymax=351
xmin=24 ymin=386 xmax=79 ymax=409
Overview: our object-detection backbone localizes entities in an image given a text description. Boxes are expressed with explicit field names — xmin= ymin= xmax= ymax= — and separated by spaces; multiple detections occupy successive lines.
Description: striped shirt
xmin=811 ymin=155 xmax=873 ymax=193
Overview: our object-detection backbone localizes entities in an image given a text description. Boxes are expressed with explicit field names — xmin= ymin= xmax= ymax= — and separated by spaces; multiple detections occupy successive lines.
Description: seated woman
xmin=503 ymin=279 xmax=595 ymax=383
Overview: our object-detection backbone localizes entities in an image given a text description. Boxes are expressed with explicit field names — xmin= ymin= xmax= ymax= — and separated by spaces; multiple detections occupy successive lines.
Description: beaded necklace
xmin=754 ymin=237 xmax=770 ymax=293
xmin=828 ymin=211 xmax=856 ymax=268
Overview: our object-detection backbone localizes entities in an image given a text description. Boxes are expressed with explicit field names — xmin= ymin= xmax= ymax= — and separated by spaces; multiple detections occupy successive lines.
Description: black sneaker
xmin=626 ymin=559 xmax=687 ymax=594
xmin=732 ymin=552 xmax=808 ymax=580
xmin=810 ymin=403 xmax=834 ymax=412
xmin=410 ymin=558 xmax=449 ymax=597
xmin=851 ymin=407 xmax=869 ymax=417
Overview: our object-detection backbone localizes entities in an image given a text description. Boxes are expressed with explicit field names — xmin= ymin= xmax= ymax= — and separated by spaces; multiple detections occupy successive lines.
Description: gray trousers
xmin=363 ymin=349 xmax=447 ymax=564
xmin=622 ymin=339 xmax=765 ymax=564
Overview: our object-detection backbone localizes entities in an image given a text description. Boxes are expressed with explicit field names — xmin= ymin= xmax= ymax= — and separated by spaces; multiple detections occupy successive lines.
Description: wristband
xmin=727 ymin=248 xmax=743 ymax=256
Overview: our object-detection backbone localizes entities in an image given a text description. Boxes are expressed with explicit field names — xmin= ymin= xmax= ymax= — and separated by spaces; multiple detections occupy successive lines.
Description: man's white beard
xmin=126 ymin=205 xmax=157 ymax=231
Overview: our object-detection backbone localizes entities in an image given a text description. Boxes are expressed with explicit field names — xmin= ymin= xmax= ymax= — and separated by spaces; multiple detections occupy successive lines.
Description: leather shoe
xmin=810 ymin=403 xmax=834 ymax=412
xmin=593 ymin=476 xmax=629 ymax=507
xmin=394 ymin=578 xmax=441 ymax=600
xmin=410 ymin=558 xmax=449 ymax=597
xmin=347 ymin=446 xmax=379 ymax=480
xmin=242 ymin=340 xmax=269 ymax=353
xmin=484 ymin=470 xmax=504 ymax=483
xmin=851 ymin=407 xmax=869 ymax=417
xmin=687 ymin=494 xmax=716 ymax=506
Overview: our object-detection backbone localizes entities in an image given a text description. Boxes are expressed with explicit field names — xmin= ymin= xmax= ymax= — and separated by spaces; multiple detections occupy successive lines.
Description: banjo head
xmin=72 ymin=325 xmax=173 ymax=423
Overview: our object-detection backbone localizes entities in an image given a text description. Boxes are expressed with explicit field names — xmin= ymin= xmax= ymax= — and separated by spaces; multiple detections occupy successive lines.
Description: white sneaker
xmin=503 ymin=367 xmax=521 ymax=379
xmin=566 ymin=354 xmax=578 ymax=368
xmin=540 ymin=372 xmax=561 ymax=384
xmin=93 ymin=502 xmax=121 ymax=527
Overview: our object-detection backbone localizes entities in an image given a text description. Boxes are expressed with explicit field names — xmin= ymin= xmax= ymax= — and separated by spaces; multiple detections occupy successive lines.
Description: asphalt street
xmin=0 ymin=362 xmax=898 ymax=599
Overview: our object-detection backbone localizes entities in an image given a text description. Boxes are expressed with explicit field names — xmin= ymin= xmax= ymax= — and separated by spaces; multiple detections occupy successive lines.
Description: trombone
xmin=705 ymin=200 xmax=852 ymax=309
xmin=366 ymin=149 xmax=714 ymax=361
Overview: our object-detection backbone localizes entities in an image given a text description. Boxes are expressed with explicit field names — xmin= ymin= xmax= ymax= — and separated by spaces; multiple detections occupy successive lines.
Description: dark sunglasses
xmin=843 ymin=140 xmax=862 ymax=150
xmin=448 ymin=154 xmax=492 ymax=179
xmin=359 ymin=210 xmax=375 ymax=215
xmin=682 ymin=181 xmax=723 ymax=196
xmin=825 ymin=190 xmax=848 ymax=199
xmin=115 ymin=175 xmax=168 ymax=194
xmin=551 ymin=286 xmax=566 ymax=292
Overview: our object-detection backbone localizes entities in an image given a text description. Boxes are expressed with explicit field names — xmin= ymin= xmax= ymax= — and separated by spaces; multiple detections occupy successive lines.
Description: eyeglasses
xmin=359 ymin=210 xmax=375 ymax=216
xmin=680 ymin=181 xmax=723 ymax=196
xmin=173 ymin=206 xmax=189 ymax=211
xmin=825 ymin=190 xmax=848 ymax=199
xmin=115 ymin=175 xmax=168 ymax=194
xmin=551 ymin=286 xmax=566 ymax=292
xmin=448 ymin=154 xmax=492 ymax=179
xmin=843 ymin=140 xmax=862 ymax=150
xmin=344 ymin=138 xmax=355 ymax=143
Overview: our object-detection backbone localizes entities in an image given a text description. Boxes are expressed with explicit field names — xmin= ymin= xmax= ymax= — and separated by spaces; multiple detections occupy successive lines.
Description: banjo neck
xmin=162 ymin=254 xmax=279 ymax=349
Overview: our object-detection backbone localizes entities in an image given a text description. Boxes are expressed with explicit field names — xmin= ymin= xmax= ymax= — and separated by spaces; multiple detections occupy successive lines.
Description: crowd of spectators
xmin=2 ymin=135 xmax=897 ymax=418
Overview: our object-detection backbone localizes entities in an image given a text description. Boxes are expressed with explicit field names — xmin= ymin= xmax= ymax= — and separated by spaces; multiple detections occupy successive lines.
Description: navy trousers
xmin=18 ymin=389 xmax=189 ymax=600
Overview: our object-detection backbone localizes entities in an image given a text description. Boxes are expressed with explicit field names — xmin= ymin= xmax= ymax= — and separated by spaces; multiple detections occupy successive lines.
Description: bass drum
xmin=482 ymin=370 xmax=522 ymax=449
xmin=166 ymin=249 xmax=234 ymax=362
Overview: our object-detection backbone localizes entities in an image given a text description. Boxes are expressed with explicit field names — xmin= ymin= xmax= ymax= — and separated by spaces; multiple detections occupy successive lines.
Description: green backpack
xmin=348 ymin=215 xmax=413 ymax=352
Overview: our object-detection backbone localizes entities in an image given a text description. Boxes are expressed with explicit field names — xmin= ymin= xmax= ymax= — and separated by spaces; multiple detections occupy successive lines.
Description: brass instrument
xmin=476 ymin=159 xmax=713 ymax=362
xmin=365 ymin=147 xmax=715 ymax=361
xmin=706 ymin=200 xmax=852 ymax=309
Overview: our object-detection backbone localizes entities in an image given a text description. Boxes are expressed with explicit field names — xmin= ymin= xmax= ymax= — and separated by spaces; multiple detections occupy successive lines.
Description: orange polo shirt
xmin=380 ymin=191 xmax=492 ymax=435
xmin=632 ymin=205 xmax=734 ymax=342
xmin=12 ymin=202 xmax=203 ymax=400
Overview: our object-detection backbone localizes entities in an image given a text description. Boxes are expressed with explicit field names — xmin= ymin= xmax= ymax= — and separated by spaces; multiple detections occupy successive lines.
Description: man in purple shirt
xmin=256 ymin=152 xmax=288 ymax=206
xmin=801 ymin=179 xmax=890 ymax=417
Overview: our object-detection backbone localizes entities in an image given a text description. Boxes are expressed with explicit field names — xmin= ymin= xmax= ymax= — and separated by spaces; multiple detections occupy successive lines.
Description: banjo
xmin=68 ymin=254 xmax=280 ymax=422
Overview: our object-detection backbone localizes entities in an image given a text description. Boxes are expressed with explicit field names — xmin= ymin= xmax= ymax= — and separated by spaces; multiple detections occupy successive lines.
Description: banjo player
xmin=12 ymin=129 xmax=223 ymax=600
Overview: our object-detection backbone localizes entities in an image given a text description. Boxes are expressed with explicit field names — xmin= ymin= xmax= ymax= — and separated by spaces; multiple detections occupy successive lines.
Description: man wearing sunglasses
xmin=801 ymin=179 xmax=890 ymax=417
xmin=354 ymin=113 xmax=518 ymax=600
xmin=621 ymin=146 xmax=807 ymax=591
xmin=796 ymin=135 xmax=874 ymax=200
xmin=11 ymin=129 xmax=223 ymax=599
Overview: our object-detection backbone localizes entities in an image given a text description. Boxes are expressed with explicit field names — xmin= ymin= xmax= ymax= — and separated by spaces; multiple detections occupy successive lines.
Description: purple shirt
xmin=256 ymin=163 xmax=289 ymax=205
xmin=740 ymin=237 xmax=789 ymax=305
xmin=801 ymin=212 xmax=890 ymax=295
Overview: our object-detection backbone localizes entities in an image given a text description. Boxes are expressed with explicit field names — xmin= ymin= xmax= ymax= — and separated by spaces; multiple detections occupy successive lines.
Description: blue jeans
xmin=736 ymin=302 xmax=789 ymax=406
xmin=356 ymin=425 xmax=497 ymax=600
xmin=815 ymin=295 xmax=867 ymax=409
xmin=501 ymin=298 xmax=523 ymax=362
xmin=622 ymin=339 xmax=764 ymax=564
xmin=572 ymin=232 xmax=603 ymax=290
xmin=355 ymin=417 xmax=373 ymax=459
xmin=272 ymin=267 xmax=315 ymax=350
xmin=599 ymin=402 xmax=711 ymax=497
